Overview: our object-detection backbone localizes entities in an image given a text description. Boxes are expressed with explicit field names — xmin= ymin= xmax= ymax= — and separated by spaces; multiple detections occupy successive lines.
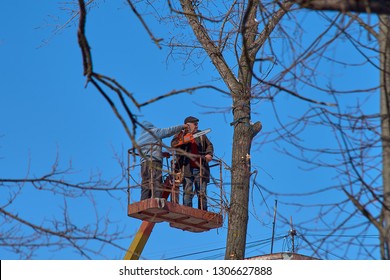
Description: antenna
xmin=270 ymin=199 xmax=278 ymax=254
xmin=289 ymin=216 xmax=297 ymax=253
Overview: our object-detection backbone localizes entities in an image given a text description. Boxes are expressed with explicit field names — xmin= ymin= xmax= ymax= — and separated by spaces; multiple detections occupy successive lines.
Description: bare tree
xmin=0 ymin=153 xmax=130 ymax=259
xmin=74 ymin=0 xmax=389 ymax=259
xmin=254 ymin=10 xmax=390 ymax=259
xmin=5 ymin=0 xmax=387 ymax=259
xmin=379 ymin=14 xmax=390 ymax=260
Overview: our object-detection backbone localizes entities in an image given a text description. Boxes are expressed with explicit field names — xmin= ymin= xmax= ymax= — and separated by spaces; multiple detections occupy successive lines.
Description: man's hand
xmin=162 ymin=152 xmax=171 ymax=158
xmin=204 ymin=154 xmax=213 ymax=163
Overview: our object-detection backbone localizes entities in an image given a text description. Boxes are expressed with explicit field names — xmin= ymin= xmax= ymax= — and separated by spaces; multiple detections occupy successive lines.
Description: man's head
xmin=184 ymin=116 xmax=199 ymax=124
xmin=184 ymin=116 xmax=199 ymax=133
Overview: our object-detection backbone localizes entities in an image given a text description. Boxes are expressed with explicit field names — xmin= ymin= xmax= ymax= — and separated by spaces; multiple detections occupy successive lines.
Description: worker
xmin=171 ymin=116 xmax=214 ymax=211
xmin=137 ymin=120 xmax=189 ymax=200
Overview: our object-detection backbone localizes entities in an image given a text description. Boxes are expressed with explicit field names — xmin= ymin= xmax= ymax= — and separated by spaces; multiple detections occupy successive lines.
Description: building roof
xmin=246 ymin=252 xmax=319 ymax=260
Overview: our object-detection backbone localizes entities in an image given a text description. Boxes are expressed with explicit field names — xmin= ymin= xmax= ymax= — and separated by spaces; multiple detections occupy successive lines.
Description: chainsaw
xmin=172 ymin=128 xmax=211 ymax=147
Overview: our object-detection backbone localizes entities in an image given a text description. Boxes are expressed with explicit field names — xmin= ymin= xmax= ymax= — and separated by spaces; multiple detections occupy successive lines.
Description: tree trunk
xmin=379 ymin=15 xmax=390 ymax=260
xmin=225 ymin=86 xmax=262 ymax=259
xmin=224 ymin=0 xmax=262 ymax=259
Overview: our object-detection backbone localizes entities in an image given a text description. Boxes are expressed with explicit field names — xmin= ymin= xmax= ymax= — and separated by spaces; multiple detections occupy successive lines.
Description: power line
xmin=162 ymin=235 xmax=286 ymax=260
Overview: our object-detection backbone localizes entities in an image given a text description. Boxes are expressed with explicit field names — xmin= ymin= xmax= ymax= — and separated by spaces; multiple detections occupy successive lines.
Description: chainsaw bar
xmin=192 ymin=128 xmax=211 ymax=138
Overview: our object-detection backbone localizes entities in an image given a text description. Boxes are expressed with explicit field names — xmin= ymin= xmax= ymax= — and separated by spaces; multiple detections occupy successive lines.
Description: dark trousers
xmin=140 ymin=160 xmax=163 ymax=200
xmin=183 ymin=167 xmax=207 ymax=211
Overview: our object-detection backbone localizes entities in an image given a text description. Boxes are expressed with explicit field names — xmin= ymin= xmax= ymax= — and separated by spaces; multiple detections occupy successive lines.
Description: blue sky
xmin=0 ymin=2 xmax=380 ymax=260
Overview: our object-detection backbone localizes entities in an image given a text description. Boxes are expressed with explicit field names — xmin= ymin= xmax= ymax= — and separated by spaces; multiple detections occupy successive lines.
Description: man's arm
xmin=203 ymin=136 xmax=214 ymax=163
xmin=155 ymin=124 xmax=189 ymax=139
